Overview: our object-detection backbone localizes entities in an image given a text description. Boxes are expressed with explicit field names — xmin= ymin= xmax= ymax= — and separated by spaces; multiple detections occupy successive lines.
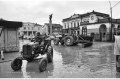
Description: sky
xmin=0 ymin=0 xmax=120 ymax=25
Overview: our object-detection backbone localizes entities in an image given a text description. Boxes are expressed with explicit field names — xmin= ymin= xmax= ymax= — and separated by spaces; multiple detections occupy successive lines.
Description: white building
xmin=42 ymin=23 xmax=63 ymax=36
xmin=19 ymin=22 xmax=42 ymax=39
xmin=62 ymin=10 xmax=120 ymax=42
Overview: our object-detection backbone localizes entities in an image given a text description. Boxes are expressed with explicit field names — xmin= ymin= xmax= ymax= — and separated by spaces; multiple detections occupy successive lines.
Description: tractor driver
xmin=34 ymin=32 xmax=45 ymax=54
xmin=35 ymin=32 xmax=44 ymax=45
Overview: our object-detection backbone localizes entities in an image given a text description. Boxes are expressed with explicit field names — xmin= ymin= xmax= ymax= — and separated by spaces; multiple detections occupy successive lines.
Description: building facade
xmin=19 ymin=22 xmax=42 ymax=39
xmin=62 ymin=10 xmax=120 ymax=42
xmin=42 ymin=23 xmax=63 ymax=36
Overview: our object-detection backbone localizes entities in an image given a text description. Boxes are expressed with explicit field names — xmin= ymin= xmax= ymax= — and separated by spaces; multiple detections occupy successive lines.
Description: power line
xmin=112 ymin=0 xmax=120 ymax=8
xmin=104 ymin=1 xmax=120 ymax=17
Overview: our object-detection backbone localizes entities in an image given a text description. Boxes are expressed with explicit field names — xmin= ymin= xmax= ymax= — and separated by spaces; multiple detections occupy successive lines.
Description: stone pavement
xmin=0 ymin=51 xmax=20 ymax=63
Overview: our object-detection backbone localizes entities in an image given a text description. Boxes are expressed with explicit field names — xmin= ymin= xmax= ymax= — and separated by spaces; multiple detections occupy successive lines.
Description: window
xmin=82 ymin=26 xmax=87 ymax=36
xmin=32 ymin=27 xmax=33 ymax=30
xmin=71 ymin=23 xmax=72 ymax=28
xmin=77 ymin=22 xmax=79 ymax=27
xmin=74 ymin=22 xmax=76 ymax=27
xmin=66 ymin=23 xmax=69 ymax=28
xmin=64 ymin=23 xmax=66 ymax=29
xmin=73 ymin=22 xmax=74 ymax=27
xmin=24 ymin=27 xmax=26 ymax=30
xmin=69 ymin=23 xmax=71 ymax=28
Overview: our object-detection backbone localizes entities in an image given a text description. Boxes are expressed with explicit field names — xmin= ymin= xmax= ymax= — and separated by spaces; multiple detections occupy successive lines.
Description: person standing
xmin=114 ymin=31 xmax=120 ymax=72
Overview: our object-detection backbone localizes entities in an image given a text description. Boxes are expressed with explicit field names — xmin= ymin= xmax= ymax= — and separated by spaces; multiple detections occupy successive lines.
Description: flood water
xmin=0 ymin=40 xmax=119 ymax=78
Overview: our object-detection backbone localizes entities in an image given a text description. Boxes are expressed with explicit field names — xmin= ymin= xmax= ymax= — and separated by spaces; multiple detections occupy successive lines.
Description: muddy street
xmin=0 ymin=40 xmax=119 ymax=78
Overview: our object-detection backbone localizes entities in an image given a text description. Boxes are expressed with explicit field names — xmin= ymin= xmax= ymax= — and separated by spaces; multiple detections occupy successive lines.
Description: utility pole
xmin=109 ymin=0 xmax=113 ymax=42
xmin=109 ymin=0 xmax=120 ymax=41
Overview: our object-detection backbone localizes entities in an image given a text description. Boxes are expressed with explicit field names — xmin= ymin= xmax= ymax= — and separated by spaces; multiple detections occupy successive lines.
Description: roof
xmin=0 ymin=19 xmax=22 ymax=28
xmin=81 ymin=10 xmax=109 ymax=18
xmin=34 ymin=23 xmax=42 ymax=26
xmin=44 ymin=23 xmax=63 ymax=28
xmin=62 ymin=10 xmax=110 ymax=22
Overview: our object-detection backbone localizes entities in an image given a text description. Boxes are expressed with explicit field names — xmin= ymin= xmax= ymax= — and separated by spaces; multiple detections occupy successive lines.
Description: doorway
xmin=99 ymin=24 xmax=107 ymax=41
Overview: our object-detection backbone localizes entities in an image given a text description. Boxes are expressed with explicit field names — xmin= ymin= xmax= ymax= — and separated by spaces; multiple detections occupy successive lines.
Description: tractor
xmin=54 ymin=33 xmax=93 ymax=48
xmin=11 ymin=36 xmax=53 ymax=72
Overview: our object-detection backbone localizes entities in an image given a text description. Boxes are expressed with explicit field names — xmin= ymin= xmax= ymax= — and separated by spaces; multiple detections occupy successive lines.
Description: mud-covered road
xmin=0 ymin=40 xmax=120 ymax=78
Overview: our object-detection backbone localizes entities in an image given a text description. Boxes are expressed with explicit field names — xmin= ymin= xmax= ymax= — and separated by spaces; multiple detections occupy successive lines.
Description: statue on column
xmin=49 ymin=14 xmax=53 ymax=22
xmin=49 ymin=14 xmax=53 ymax=35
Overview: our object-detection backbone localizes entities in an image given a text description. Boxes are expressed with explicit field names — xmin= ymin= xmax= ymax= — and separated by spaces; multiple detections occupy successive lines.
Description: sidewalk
xmin=0 ymin=52 xmax=20 ymax=63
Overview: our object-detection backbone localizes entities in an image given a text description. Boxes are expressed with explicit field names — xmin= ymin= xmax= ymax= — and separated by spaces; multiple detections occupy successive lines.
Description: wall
xmin=80 ymin=23 xmax=120 ymax=41
xmin=5 ymin=28 xmax=19 ymax=51
xmin=0 ymin=27 xmax=19 ymax=51
xmin=63 ymin=18 xmax=81 ymax=29
xmin=80 ymin=23 xmax=111 ymax=35
xmin=19 ymin=22 xmax=43 ymax=39
xmin=0 ymin=26 xmax=4 ymax=50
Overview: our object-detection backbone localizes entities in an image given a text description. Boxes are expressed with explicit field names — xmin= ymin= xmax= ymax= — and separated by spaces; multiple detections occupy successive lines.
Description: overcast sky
xmin=0 ymin=0 xmax=120 ymax=25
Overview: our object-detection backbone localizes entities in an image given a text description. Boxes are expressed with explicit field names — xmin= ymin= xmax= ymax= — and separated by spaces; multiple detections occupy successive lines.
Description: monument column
xmin=49 ymin=14 xmax=53 ymax=35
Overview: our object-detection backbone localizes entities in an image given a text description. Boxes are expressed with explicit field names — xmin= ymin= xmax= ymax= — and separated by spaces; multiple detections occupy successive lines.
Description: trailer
xmin=0 ymin=19 xmax=22 ymax=52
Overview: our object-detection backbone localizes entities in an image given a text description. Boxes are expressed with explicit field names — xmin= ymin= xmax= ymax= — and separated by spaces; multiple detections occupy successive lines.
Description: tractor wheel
xmin=54 ymin=38 xmax=59 ymax=45
xmin=39 ymin=59 xmax=47 ymax=72
xmin=64 ymin=36 xmax=74 ymax=46
xmin=11 ymin=57 xmax=22 ymax=71
xmin=47 ymin=46 xmax=53 ymax=63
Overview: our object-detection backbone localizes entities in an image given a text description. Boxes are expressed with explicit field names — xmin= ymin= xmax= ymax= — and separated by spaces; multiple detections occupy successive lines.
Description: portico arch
xmin=111 ymin=24 xmax=115 ymax=41
xmin=99 ymin=24 xmax=107 ymax=41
